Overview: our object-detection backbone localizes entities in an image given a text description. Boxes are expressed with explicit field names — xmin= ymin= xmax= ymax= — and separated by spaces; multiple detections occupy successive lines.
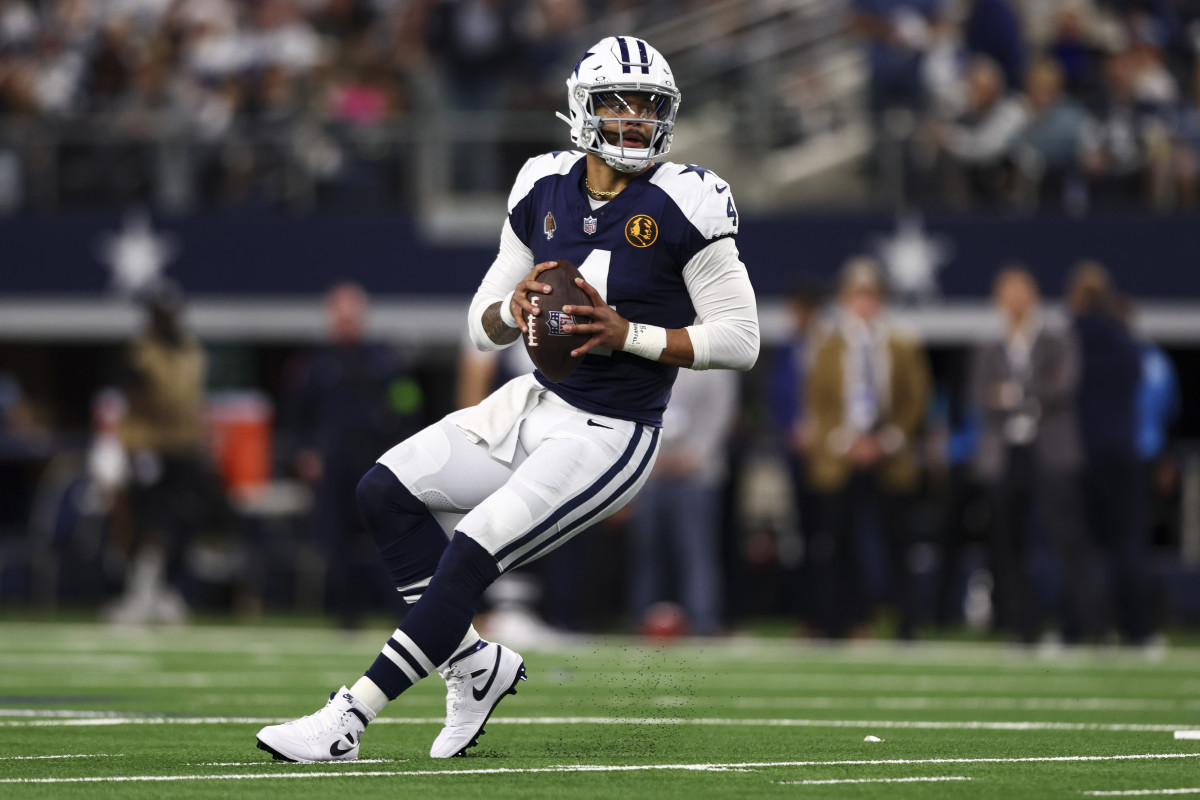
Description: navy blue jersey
xmin=506 ymin=151 xmax=740 ymax=426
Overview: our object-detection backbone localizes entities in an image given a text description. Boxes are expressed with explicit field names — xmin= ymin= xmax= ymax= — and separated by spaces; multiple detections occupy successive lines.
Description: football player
xmin=256 ymin=35 xmax=759 ymax=762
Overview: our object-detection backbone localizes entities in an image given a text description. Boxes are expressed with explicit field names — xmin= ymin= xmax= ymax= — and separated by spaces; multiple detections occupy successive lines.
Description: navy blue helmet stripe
xmin=617 ymin=36 xmax=631 ymax=73
xmin=386 ymin=637 xmax=428 ymax=678
xmin=494 ymin=424 xmax=645 ymax=562
xmin=619 ymin=36 xmax=638 ymax=72
xmin=635 ymin=39 xmax=650 ymax=73
xmin=511 ymin=426 xmax=660 ymax=570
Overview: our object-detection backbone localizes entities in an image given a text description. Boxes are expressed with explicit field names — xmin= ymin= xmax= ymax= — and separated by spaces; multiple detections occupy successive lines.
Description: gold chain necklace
xmin=585 ymin=177 xmax=620 ymax=198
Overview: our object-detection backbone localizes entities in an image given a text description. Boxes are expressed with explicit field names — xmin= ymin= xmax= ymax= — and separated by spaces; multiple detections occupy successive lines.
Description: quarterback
xmin=256 ymin=35 xmax=759 ymax=761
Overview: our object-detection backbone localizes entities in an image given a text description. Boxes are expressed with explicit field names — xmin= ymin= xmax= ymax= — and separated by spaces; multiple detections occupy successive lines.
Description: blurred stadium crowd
xmin=0 ymin=0 xmax=1197 ymax=211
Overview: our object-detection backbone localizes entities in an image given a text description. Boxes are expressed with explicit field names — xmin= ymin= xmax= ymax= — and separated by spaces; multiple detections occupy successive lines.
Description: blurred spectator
xmin=1081 ymin=49 xmax=1173 ymax=207
xmin=0 ymin=371 xmax=50 ymax=538
xmin=1009 ymin=58 xmax=1091 ymax=210
xmin=425 ymin=0 xmax=523 ymax=190
xmin=926 ymin=348 xmax=984 ymax=628
xmin=852 ymin=0 xmax=945 ymax=125
xmin=280 ymin=282 xmax=424 ymax=628
xmin=1170 ymin=65 xmax=1200 ymax=206
xmin=933 ymin=55 xmax=1028 ymax=207
xmin=1119 ymin=292 xmax=1178 ymax=646
xmin=106 ymin=281 xmax=233 ymax=624
xmin=627 ymin=366 xmax=740 ymax=637
xmin=970 ymin=266 xmax=1100 ymax=644
xmin=805 ymin=258 xmax=930 ymax=639
xmin=851 ymin=0 xmax=946 ymax=202
xmin=963 ymin=0 xmax=1027 ymax=92
xmin=1066 ymin=262 xmax=1152 ymax=645
xmin=1047 ymin=3 xmax=1110 ymax=107
xmin=0 ymin=1 xmax=38 ymax=52
xmin=1126 ymin=18 xmax=1178 ymax=106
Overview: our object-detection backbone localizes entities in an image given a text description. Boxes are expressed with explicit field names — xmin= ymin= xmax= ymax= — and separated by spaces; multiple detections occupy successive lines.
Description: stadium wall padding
xmin=0 ymin=210 xmax=1193 ymax=299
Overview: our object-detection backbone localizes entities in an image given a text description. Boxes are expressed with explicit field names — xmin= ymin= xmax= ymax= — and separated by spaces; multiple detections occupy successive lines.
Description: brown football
xmin=523 ymin=258 xmax=592 ymax=383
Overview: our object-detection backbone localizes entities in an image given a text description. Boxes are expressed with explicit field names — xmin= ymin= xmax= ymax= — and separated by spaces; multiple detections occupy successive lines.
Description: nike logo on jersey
xmin=472 ymin=648 xmax=503 ymax=701
xmin=715 ymin=184 xmax=728 ymax=193
xmin=329 ymin=733 xmax=355 ymax=757
xmin=587 ymin=419 xmax=614 ymax=429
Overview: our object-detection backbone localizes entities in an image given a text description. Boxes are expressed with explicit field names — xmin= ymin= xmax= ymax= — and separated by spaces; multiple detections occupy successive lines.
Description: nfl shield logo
xmin=583 ymin=216 xmax=597 ymax=235
xmin=547 ymin=310 xmax=575 ymax=335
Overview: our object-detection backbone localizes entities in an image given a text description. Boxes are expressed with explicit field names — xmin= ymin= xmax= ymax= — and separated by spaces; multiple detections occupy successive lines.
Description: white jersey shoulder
xmin=507 ymin=151 xmax=586 ymax=212
xmin=650 ymin=162 xmax=738 ymax=240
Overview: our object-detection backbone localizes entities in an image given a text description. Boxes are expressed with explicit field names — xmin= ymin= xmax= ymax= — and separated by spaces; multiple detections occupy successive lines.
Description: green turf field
xmin=1 ymin=621 xmax=1199 ymax=798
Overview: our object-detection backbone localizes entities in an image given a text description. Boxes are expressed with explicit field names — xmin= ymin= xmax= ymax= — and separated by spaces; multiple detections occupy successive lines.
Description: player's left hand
xmin=560 ymin=277 xmax=629 ymax=358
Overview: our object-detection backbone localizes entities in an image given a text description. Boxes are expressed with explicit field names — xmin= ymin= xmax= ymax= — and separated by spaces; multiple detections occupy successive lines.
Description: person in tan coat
xmin=805 ymin=258 xmax=931 ymax=639
xmin=107 ymin=282 xmax=233 ymax=624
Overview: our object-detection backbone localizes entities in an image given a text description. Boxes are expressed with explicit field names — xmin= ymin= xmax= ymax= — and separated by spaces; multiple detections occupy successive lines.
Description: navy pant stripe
xmin=494 ymin=425 xmax=645 ymax=562
xmin=386 ymin=637 xmax=428 ymax=679
xmin=617 ymin=36 xmax=631 ymax=72
xmin=510 ymin=427 xmax=659 ymax=570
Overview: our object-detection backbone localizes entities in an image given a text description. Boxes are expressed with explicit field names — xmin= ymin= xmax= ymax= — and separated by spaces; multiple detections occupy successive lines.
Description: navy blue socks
xmin=364 ymin=532 xmax=501 ymax=699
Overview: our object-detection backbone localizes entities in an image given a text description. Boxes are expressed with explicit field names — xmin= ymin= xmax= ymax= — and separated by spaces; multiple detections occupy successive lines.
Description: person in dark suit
xmin=282 ymin=282 xmax=425 ymax=628
xmin=971 ymin=265 xmax=1100 ymax=644
xmin=1067 ymin=262 xmax=1149 ymax=645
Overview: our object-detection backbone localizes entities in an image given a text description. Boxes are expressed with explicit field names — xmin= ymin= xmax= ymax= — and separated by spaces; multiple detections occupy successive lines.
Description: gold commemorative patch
xmin=624 ymin=215 xmax=658 ymax=248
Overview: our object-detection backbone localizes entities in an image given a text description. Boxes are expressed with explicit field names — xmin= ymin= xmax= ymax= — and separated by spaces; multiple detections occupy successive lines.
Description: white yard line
xmin=731 ymin=697 xmax=1198 ymax=712
xmin=0 ymin=754 xmax=122 ymax=761
xmin=0 ymin=709 xmax=152 ymax=718
xmin=1 ymin=753 xmax=1198 ymax=784
xmin=1085 ymin=790 xmax=1200 ymax=796
xmin=0 ymin=714 xmax=1192 ymax=733
xmin=188 ymin=759 xmax=406 ymax=767
xmin=778 ymin=776 xmax=972 ymax=785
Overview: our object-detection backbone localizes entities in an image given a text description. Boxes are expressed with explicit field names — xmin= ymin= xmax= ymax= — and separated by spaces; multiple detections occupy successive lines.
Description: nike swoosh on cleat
xmin=587 ymin=419 xmax=613 ymax=429
xmin=471 ymin=648 xmax=503 ymax=702
xmin=329 ymin=739 xmax=354 ymax=757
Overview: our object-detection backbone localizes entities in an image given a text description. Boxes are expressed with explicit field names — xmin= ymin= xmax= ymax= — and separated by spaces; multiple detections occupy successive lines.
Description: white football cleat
xmin=430 ymin=641 xmax=526 ymax=758
xmin=256 ymin=686 xmax=375 ymax=762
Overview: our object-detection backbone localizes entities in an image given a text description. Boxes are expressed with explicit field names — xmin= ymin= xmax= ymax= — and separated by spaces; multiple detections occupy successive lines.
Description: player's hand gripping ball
xmin=523 ymin=259 xmax=592 ymax=383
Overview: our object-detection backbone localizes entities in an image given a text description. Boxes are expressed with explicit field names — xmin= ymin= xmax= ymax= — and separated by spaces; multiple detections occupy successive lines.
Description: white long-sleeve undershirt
xmin=466 ymin=219 xmax=760 ymax=371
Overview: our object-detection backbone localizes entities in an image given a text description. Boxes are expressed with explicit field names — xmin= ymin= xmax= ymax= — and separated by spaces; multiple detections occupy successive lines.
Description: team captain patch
xmin=625 ymin=215 xmax=658 ymax=248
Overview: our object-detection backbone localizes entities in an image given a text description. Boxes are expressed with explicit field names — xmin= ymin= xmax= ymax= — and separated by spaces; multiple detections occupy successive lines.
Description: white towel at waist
xmin=455 ymin=374 xmax=545 ymax=464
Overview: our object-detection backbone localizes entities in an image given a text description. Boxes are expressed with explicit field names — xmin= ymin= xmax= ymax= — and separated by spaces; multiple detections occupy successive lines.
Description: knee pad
xmin=431 ymin=533 xmax=501 ymax=600
xmin=358 ymin=463 xmax=423 ymax=518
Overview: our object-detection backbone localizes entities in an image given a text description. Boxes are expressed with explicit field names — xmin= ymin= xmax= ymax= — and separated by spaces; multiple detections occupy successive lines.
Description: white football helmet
xmin=556 ymin=36 xmax=680 ymax=173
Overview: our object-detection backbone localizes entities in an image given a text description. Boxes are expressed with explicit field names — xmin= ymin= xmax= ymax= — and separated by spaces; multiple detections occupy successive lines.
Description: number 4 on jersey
xmin=576 ymin=248 xmax=611 ymax=305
